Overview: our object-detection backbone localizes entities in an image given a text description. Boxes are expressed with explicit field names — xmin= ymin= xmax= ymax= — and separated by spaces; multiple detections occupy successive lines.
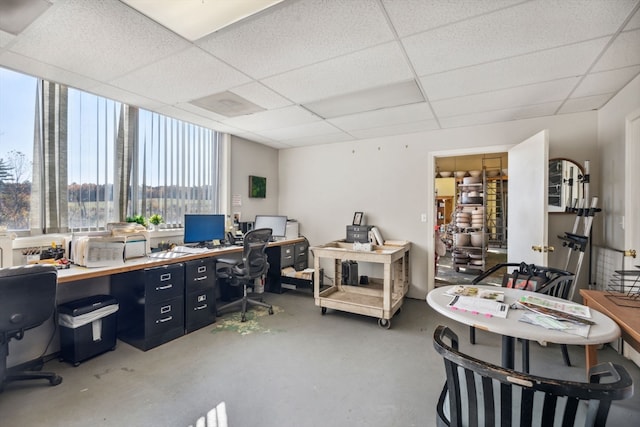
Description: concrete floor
xmin=1 ymin=291 xmax=639 ymax=426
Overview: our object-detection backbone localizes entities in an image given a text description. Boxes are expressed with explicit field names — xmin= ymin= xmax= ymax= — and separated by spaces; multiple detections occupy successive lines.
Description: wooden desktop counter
xmin=57 ymin=238 xmax=304 ymax=284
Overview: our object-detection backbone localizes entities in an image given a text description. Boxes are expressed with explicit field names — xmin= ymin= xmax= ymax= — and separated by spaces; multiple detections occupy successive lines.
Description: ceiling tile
xmin=403 ymin=0 xmax=637 ymax=75
xmin=559 ymin=93 xmax=613 ymax=114
xmin=420 ymin=37 xmax=608 ymax=101
xmin=347 ymin=119 xmax=440 ymax=139
xmin=625 ymin=7 xmax=640 ymax=30
xmin=109 ymin=47 xmax=251 ymax=105
xmin=0 ymin=29 xmax=16 ymax=47
xmin=0 ymin=50 xmax=101 ymax=90
xmin=173 ymin=102 xmax=231 ymax=122
xmin=328 ymin=103 xmax=434 ymax=132
xmin=197 ymin=0 xmax=394 ymax=79
xmin=439 ymin=102 xmax=561 ymax=128
xmin=230 ymin=82 xmax=293 ymax=110
xmin=89 ymin=83 xmax=165 ymax=111
xmin=262 ymin=42 xmax=414 ymax=103
xmin=382 ymin=0 xmax=522 ymax=37
xmin=431 ymin=78 xmax=579 ymax=118
xmin=574 ymin=66 xmax=640 ymax=97
xmin=259 ymin=121 xmax=343 ymax=141
xmin=304 ymin=80 xmax=424 ymax=119
xmin=222 ymin=105 xmax=320 ymax=132
xmin=9 ymin=0 xmax=191 ymax=81
xmin=592 ymin=29 xmax=640 ymax=72
xmin=276 ymin=131 xmax=356 ymax=148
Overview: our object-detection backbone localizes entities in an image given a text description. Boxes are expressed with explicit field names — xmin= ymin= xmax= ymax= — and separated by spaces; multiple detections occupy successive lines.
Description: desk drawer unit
xmin=346 ymin=225 xmax=372 ymax=243
xmin=281 ymin=244 xmax=294 ymax=268
xmin=184 ymin=259 xmax=217 ymax=333
xmin=294 ymin=241 xmax=308 ymax=271
xmin=111 ymin=263 xmax=185 ymax=351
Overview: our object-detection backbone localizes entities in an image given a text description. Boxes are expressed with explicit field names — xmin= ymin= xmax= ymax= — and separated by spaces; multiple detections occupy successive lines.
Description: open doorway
xmin=435 ymin=153 xmax=508 ymax=286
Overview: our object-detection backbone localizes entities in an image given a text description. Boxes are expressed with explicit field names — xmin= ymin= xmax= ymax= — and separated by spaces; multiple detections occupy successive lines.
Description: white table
xmin=427 ymin=285 xmax=621 ymax=371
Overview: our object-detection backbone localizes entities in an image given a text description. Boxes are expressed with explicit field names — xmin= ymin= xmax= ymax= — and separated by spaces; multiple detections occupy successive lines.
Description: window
xmin=0 ymin=65 xmax=224 ymax=233
xmin=134 ymin=110 xmax=222 ymax=225
xmin=67 ymin=88 xmax=120 ymax=230
xmin=0 ymin=68 xmax=37 ymax=231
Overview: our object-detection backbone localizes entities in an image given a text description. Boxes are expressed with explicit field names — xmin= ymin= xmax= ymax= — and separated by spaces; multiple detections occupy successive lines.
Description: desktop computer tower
xmin=239 ymin=221 xmax=253 ymax=234
xmin=341 ymin=261 xmax=358 ymax=285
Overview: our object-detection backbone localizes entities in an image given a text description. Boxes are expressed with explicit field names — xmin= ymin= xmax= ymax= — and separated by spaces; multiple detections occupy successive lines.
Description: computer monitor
xmin=183 ymin=214 xmax=226 ymax=246
xmin=254 ymin=215 xmax=287 ymax=239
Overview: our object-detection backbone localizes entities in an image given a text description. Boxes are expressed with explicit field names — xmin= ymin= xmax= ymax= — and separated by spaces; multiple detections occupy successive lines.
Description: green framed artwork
xmin=249 ymin=175 xmax=266 ymax=198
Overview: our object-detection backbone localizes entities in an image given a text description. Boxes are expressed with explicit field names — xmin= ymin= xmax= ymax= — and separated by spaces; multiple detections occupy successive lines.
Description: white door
xmin=625 ymin=109 xmax=640 ymax=270
xmin=507 ymin=130 xmax=549 ymax=265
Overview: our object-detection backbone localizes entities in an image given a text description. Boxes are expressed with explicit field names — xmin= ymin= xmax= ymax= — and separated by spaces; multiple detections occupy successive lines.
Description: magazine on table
xmin=446 ymin=285 xmax=505 ymax=302
xmin=447 ymin=293 xmax=509 ymax=318
xmin=517 ymin=295 xmax=593 ymax=325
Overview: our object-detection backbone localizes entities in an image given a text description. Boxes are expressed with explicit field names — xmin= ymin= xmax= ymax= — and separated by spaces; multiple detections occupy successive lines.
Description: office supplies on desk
xmin=172 ymin=245 xmax=210 ymax=254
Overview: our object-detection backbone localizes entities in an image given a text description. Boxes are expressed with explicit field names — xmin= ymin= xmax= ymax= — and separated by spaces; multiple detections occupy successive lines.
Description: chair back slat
xmin=433 ymin=325 xmax=634 ymax=427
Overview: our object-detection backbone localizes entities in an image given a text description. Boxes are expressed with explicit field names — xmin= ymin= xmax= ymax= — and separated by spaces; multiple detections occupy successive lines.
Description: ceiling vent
xmin=189 ymin=91 xmax=265 ymax=117
xmin=0 ymin=0 xmax=51 ymax=35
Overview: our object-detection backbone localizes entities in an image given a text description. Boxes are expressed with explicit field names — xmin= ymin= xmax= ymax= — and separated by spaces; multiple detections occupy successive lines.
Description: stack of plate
xmin=455 ymin=212 xmax=471 ymax=228
xmin=471 ymin=212 xmax=484 ymax=228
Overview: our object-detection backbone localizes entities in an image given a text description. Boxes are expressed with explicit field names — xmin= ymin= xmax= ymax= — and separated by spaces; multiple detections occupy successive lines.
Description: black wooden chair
xmin=433 ymin=325 xmax=633 ymax=427
xmin=469 ymin=262 xmax=575 ymax=372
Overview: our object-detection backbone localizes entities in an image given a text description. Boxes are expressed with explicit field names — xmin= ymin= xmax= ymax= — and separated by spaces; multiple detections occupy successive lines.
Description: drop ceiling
xmin=1 ymin=0 xmax=639 ymax=149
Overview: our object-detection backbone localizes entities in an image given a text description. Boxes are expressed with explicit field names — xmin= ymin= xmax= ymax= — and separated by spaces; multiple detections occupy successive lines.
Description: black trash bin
xmin=58 ymin=295 xmax=118 ymax=366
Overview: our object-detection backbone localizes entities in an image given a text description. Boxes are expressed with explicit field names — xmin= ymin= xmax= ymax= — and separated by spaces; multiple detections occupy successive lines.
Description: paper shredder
xmin=58 ymin=295 xmax=118 ymax=366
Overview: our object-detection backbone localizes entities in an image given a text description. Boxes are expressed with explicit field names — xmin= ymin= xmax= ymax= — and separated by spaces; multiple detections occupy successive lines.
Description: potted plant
xmin=125 ymin=214 xmax=147 ymax=228
xmin=149 ymin=214 xmax=163 ymax=230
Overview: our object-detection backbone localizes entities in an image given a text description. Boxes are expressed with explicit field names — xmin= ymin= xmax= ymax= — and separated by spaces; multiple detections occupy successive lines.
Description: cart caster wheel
xmin=455 ymin=267 xmax=460 ymax=272
xmin=49 ymin=375 xmax=63 ymax=386
xmin=268 ymin=307 xmax=274 ymax=315
xmin=378 ymin=318 xmax=391 ymax=329
xmin=321 ymin=307 xmax=327 ymax=315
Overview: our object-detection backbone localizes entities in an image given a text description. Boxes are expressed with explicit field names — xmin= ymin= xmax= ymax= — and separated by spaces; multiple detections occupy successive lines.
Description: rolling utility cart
xmin=311 ymin=240 xmax=410 ymax=329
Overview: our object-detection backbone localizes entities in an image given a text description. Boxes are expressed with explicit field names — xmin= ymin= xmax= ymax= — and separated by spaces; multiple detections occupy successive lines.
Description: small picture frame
xmin=352 ymin=212 xmax=363 ymax=226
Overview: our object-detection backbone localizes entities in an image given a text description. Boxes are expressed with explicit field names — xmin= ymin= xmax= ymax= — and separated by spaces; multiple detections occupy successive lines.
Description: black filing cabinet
xmin=111 ymin=263 xmax=185 ymax=351
xmin=184 ymin=258 xmax=217 ymax=333
xmin=266 ymin=239 xmax=309 ymax=293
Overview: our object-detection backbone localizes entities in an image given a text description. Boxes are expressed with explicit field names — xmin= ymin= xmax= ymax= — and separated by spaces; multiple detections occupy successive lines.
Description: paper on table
xmin=448 ymin=295 xmax=509 ymax=318
xmin=519 ymin=313 xmax=591 ymax=337
xmin=519 ymin=295 xmax=591 ymax=318
xmin=446 ymin=285 xmax=505 ymax=302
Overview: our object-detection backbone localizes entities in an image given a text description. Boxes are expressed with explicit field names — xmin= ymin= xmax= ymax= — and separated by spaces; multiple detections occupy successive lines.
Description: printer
xmin=70 ymin=223 xmax=149 ymax=267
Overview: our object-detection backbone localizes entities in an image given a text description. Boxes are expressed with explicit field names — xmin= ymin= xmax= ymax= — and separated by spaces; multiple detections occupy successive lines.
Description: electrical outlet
xmin=421 ymin=213 xmax=427 ymax=222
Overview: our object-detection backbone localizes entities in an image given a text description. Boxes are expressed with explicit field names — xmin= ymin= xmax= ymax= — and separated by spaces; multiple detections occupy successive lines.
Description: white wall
xmin=230 ymin=136 xmax=280 ymax=223
xmin=597 ymin=74 xmax=640 ymax=248
xmin=278 ymin=111 xmax=599 ymax=299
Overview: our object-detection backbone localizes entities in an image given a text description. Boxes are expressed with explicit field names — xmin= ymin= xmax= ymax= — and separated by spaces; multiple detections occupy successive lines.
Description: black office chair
xmin=469 ymin=262 xmax=575 ymax=372
xmin=0 ymin=264 xmax=63 ymax=392
xmin=216 ymin=228 xmax=274 ymax=322
xmin=433 ymin=325 xmax=634 ymax=427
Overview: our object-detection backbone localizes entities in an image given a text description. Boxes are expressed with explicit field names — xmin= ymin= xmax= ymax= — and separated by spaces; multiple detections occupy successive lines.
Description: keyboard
xmin=171 ymin=245 xmax=210 ymax=254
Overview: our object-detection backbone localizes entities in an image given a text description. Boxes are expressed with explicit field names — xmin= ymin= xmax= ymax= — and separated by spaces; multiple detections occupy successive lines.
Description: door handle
xmin=531 ymin=245 xmax=555 ymax=253
xmin=625 ymin=249 xmax=636 ymax=258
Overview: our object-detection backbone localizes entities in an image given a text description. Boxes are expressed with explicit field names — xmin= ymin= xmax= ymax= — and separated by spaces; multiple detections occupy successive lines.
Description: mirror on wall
xmin=548 ymin=158 xmax=584 ymax=213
